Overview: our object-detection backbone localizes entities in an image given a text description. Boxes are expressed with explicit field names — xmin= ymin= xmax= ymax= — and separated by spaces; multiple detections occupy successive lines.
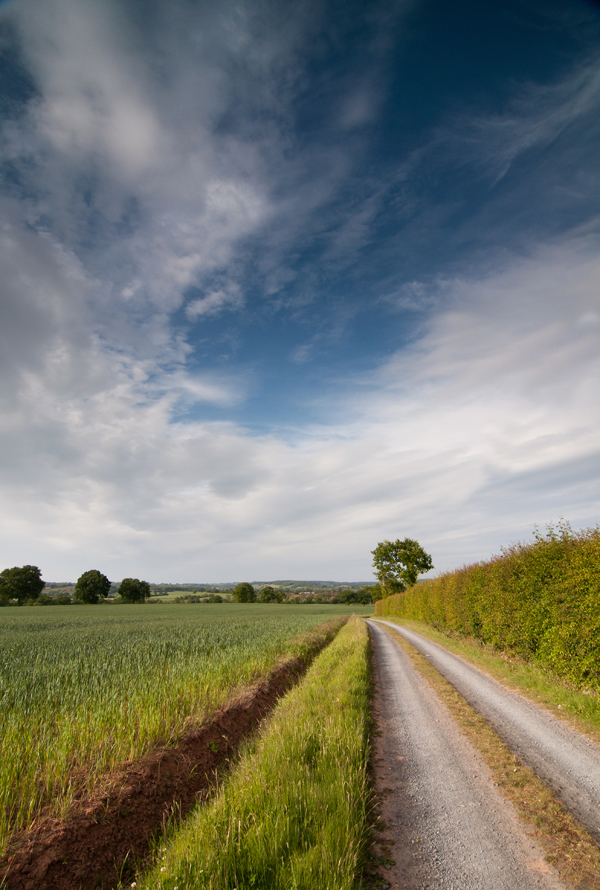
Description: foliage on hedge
xmin=374 ymin=522 xmax=600 ymax=691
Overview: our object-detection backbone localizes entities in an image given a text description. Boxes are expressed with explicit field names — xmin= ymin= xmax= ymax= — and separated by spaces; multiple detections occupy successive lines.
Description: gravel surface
xmin=375 ymin=619 xmax=600 ymax=844
xmin=368 ymin=621 xmax=566 ymax=890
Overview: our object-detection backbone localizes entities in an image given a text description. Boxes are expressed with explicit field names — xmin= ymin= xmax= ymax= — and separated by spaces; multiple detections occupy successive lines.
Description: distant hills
xmin=45 ymin=579 xmax=373 ymax=591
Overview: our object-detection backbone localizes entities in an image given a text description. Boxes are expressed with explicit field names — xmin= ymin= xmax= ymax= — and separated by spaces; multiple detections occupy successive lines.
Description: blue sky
xmin=0 ymin=0 xmax=599 ymax=582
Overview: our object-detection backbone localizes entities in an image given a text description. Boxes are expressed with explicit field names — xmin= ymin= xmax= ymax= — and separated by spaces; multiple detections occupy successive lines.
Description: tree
xmin=371 ymin=538 xmax=433 ymax=595
xmin=362 ymin=583 xmax=384 ymax=602
xmin=258 ymin=585 xmax=285 ymax=603
xmin=332 ymin=589 xmax=373 ymax=605
xmin=0 ymin=565 xmax=45 ymax=605
xmin=232 ymin=582 xmax=256 ymax=603
xmin=119 ymin=577 xmax=150 ymax=603
xmin=74 ymin=569 xmax=111 ymax=604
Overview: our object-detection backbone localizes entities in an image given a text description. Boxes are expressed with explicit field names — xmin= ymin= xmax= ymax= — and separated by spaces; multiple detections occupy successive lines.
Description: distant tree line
xmin=2 ymin=554 xmax=431 ymax=607
xmin=0 ymin=566 xmax=153 ymax=606
xmin=172 ymin=594 xmax=224 ymax=604
xmin=231 ymin=582 xmax=380 ymax=604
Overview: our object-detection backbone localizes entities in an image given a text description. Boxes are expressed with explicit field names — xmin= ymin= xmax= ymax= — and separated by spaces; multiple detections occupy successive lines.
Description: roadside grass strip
xmin=389 ymin=619 xmax=600 ymax=744
xmin=0 ymin=606 xmax=350 ymax=853
xmin=383 ymin=625 xmax=600 ymax=890
xmin=135 ymin=615 xmax=371 ymax=890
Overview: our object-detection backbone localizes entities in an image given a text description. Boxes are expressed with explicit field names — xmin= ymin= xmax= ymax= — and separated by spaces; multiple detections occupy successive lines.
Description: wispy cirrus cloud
xmin=1 ymin=225 xmax=598 ymax=580
xmin=0 ymin=0 xmax=599 ymax=582
xmin=186 ymin=286 xmax=243 ymax=320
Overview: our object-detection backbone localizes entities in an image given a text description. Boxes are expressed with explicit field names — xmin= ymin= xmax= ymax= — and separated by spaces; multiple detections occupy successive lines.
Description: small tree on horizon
xmin=0 ymin=565 xmax=45 ymax=605
xmin=258 ymin=585 xmax=286 ymax=603
xmin=232 ymin=582 xmax=256 ymax=603
xmin=372 ymin=538 xmax=433 ymax=596
xmin=74 ymin=569 xmax=111 ymax=604
xmin=119 ymin=578 xmax=151 ymax=603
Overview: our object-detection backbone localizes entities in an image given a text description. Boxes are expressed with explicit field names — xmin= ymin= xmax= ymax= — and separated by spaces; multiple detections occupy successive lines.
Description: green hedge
xmin=374 ymin=523 xmax=600 ymax=691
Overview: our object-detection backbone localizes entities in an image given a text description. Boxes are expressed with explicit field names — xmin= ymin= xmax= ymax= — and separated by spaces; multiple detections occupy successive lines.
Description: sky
xmin=0 ymin=0 xmax=599 ymax=583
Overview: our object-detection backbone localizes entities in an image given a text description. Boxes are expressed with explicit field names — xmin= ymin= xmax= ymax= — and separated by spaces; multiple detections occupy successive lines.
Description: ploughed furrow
xmin=375 ymin=619 xmax=600 ymax=845
xmin=0 ymin=622 xmax=343 ymax=890
xmin=368 ymin=620 xmax=567 ymax=890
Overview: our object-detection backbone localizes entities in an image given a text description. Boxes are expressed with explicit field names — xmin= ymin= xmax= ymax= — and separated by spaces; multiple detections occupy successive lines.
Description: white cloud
xmin=5 ymin=0 xmax=280 ymax=328
xmin=186 ymin=286 xmax=243 ymax=319
xmin=0 ymin=221 xmax=598 ymax=580
xmin=443 ymin=54 xmax=600 ymax=183
xmin=0 ymin=0 xmax=599 ymax=581
xmin=18 ymin=0 xmax=163 ymax=176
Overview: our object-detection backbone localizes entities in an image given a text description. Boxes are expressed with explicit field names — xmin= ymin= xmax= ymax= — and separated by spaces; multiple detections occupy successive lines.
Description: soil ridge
xmin=0 ymin=631 xmax=337 ymax=890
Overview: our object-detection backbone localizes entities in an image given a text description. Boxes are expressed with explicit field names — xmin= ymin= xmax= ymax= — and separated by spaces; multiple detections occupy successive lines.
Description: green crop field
xmin=0 ymin=603 xmax=370 ymax=853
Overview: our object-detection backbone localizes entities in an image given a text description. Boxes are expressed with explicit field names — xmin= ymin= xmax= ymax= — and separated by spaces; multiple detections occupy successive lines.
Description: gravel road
xmin=375 ymin=619 xmax=600 ymax=844
xmin=368 ymin=620 xmax=567 ymax=889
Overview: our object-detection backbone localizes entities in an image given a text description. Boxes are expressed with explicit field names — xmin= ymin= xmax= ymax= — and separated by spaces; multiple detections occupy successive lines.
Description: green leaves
xmin=0 ymin=565 xmax=44 ymax=605
xmin=376 ymin=524 xmax=600 ymax=692
xmin=371 ymin=538 xmax=434 ymax=593
xmin=119 ymin=578 xmax=151 ymax=603
xmin=233 ymin=583 xmax=257 ymax=603
xmin=74 ymin=570 xmax=111 ymax=604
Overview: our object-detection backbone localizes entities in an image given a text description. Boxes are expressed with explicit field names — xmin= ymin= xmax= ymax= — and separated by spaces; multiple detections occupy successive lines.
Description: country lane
xmin=374 ymin=619 xmax=600 ymax=845
xmin=368 ymin=619 xmax=568 ymax=890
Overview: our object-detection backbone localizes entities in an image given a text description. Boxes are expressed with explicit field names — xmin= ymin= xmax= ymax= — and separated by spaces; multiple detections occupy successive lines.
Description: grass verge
xmin=134 ymin=615 xmax=371 ymax=890
xmin=383 ymin=624 xmax=600 ymax=890
xmin=383 ymin=618 xmax=600 ymax=745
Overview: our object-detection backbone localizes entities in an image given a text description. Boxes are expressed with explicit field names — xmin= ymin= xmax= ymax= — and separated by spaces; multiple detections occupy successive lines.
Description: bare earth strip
xmin=374 ymin=619 xmax=600 ymax=845
xmin=368 ymin=620 xmax=567 ymax=890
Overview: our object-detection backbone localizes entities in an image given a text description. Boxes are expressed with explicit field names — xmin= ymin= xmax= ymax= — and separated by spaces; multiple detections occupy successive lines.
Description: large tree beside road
xmin=372 ymin=538 xmax=433 ymax=596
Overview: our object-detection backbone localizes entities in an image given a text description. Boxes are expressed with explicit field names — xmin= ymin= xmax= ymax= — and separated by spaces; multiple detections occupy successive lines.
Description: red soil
xmin=0 ymin=655 xmax=309 ymax=890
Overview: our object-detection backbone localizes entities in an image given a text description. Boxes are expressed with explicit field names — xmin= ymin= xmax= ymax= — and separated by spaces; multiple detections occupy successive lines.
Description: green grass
xmin=379 ymin=618 xmax=600 ymax=744
xmin=0 ymin=604 xmax=366 ymax=853
xmin=135 ymin=615 xmax=371 ymax=890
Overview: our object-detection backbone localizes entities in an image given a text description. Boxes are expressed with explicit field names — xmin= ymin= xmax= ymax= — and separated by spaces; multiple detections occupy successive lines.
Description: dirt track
xmin=375 ymin=619 xmax=600 ymax=845
xmin=368 ymin=620 xmax=568 ymax=889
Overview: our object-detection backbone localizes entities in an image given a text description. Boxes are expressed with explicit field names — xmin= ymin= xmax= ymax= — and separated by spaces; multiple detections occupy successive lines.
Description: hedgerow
xmin=375 ymin=522 xmax=600 ymax=691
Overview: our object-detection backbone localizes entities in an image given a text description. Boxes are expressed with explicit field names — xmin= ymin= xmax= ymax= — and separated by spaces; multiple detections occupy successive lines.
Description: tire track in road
xmin=368 ymin=620 xmax=567 ymax=890
xmin=375 ymin=619 xmax=600 ymax=845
